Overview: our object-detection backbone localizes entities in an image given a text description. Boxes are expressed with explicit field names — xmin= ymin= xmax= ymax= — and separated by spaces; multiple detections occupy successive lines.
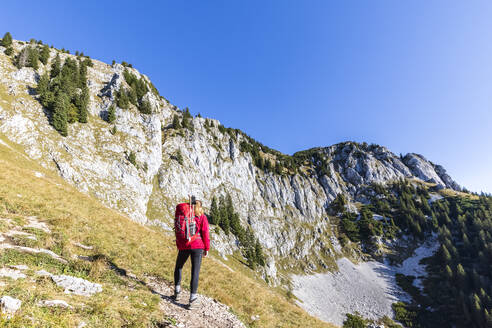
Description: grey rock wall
xmin=0 ymin=41 xmax=461 ymax=280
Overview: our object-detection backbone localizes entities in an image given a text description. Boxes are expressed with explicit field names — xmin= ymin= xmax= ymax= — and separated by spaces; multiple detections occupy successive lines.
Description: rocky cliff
xmin=0 ymin=39 xmax=461 ymax=283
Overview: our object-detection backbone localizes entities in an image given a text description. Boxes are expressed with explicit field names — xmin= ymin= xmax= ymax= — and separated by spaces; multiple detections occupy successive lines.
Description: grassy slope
xmin=0 ymin=135 xmax=333 ymax=328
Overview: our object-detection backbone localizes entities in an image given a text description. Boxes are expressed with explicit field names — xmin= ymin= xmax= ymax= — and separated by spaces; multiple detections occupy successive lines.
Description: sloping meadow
xmin=0 ymin=135 xmax=333 ymax=327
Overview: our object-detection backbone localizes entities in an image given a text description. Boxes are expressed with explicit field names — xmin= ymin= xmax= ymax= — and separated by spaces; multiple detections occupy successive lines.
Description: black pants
xmin=174 ymin=249 xmax=203 ymax=294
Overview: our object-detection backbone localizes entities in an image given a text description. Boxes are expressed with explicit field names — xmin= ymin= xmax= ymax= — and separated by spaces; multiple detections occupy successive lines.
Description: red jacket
xmin=175 ymin=214 xmax=210 ymax=251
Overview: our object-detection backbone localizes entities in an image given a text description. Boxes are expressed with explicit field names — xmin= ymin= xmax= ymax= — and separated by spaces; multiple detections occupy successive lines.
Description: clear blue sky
xmin=2 ymin=1 xmax=491 ymax=193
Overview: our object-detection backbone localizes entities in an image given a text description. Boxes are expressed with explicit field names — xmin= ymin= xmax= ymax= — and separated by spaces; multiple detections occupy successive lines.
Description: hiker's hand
xmin=204 ymin=250 xmax=208 ymax=257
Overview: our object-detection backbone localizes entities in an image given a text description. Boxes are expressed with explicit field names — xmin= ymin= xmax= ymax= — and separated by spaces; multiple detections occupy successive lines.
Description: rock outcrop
xmin=0 ymin=40 xmax=461 ymax=281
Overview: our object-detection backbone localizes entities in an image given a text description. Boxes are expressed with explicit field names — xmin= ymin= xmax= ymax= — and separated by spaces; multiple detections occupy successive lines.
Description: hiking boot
xmin=187 ymin=297 xmax=199 ymax=310
xmin=171 ymin=290 xmax=181 ymax=302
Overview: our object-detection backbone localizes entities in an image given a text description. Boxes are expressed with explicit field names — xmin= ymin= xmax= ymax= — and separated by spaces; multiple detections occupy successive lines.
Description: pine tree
xmin=128 ymin=87 xmax=138 ymax=106
xmin=440 ymin=244 xmax=452 ymax=264
xmin=139 ymin=99 xmax=152 ymax=114
xmin=332 ymin=193 xmax=347 ymax=214
xmin=39 ymin=44 xmax=50 ymax=65
xmin=36 ymin=73 xmax=50 ymax=99
xmin=107 ymin=104 xmax=116 ymax=123
xmin=485 ymin=309 xmax=492 ymax=327
xmin=4 ymin=46 xmax=13 ymax=56
xmin=78 ymin=62 xmax=87 ymax=89
xmin=456 ymin=263 xmax=467 ymax=288
xmin=52 ymin=93 xmax=68 ymax=136
xmin=1 ymin=32 xmax=12 ymax=47
xmin=172 ymin=115 xmax=181 ymax=129
xmin=225 ymin=194 xmax=234 ymax=220
xmin=78 ymin=86 xmax=89 ymax=123
xmin=50 ymin=54 xmax=61 ymax=78
xmin=219 ymin=196 xmax=230 ymax=234
xmin=117 ymin=88 xmax=130 ymax=109
xmin=209 ymin=196 xmax=220 ymax=226
xmin=254 ymin=239 xmax=265 ymax=266
xmin=445 ymin=265 xmax=453 ymax=280
xmin=27 ymin=47 xmax=39 ymax=70
xmin=67 ymin=103 xmax=79 ymax=123
xmin=230 ymin=212 xmax=243 ymax=241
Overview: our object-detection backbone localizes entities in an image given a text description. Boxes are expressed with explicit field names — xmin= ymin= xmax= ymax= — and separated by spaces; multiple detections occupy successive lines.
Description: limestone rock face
xmin=0 ymin=41 xmax=461 ymax=280
xmin=403 ymin=153 xmax=460 ymax=190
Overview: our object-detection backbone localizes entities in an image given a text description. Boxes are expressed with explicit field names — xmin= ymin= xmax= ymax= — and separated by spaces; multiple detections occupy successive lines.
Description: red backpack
xmin=175 ymin=202 xmax=200 ymax=245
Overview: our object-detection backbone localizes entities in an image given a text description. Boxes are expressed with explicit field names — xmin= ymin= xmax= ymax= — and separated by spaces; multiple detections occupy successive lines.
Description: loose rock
xmin=0 ymin=296 xmax=22 ymax=318
xmin=51 ymin=275 xmax=102 ymax=296
xmin=0 ymin=268 xmax=26 ymax=280
xmin=37 ymin=299 xmax=72 ymax=309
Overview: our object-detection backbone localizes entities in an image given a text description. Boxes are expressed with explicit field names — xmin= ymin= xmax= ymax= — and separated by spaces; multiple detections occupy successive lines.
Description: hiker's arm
xmin=201 ymin=214 xmax=210 ymax=255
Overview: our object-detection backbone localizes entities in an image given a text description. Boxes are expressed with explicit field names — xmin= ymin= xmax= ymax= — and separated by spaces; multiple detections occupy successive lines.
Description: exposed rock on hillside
xmin=0 ymin=40 xmax=461 ymax=282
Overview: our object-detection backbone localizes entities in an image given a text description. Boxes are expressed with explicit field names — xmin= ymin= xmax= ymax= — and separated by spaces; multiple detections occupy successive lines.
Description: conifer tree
xmin=78 ymin=86 xmax=89 ymax=123
xmin=52 ymin=93 xmax=68 ymax=136
xmin=78 ymin=62 xmax=87 ymax=88
xmin=332 ymin=193 xmax=347 ymax=213
xmin=445 ymin=265 xmax=453 ymax=280
xmin=36 ymin=73 xmax=50 ymax=98
xmin=67 ymin=103 xmax=79 ymax=123
xmin=139 ymin=99 xmax=152 ymax=114
xmin=209 ymin=196 xmax=220 ymax=226
xmin=117 ymin=88 xmax=130 ymax=109
xmin=440 ymin=244 xmax=452 ymax=264
xmin=254 ymin=239 xmax=265 ymax=266
xmin=4 ymin=47 xmax=13 ymax=56
xmin=1 ymin=32 xmax=13 ymax=47
xmin=172 ymin=115 xmax=181 ymax=129
xmin=230 ymin=212 xmax=243 ymax=241
xmin=27 ymin=47 xmax=39 ymax=69
xmin=39 ymin=44 xmax=50 ymax=65
xmin=50 ymin=54 xmax=61 ymax=78
xmin=219 ymin=196 xmax=230 ymax=234
xmin=107 ymin=104 xmax=116 ymax=123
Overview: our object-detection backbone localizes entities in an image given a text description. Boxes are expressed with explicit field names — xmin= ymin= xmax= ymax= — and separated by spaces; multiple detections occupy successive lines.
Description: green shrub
xmin=4 ymin=46 xmax=13 ymax=56
xmin=173 ymin=150 xmax=183 ymax=165
xmin=138 ymin=99 xmax=152 ymax=114
xmin=343 ymin=313 xmax=367 ymax=328
xmin=1 ymin=32 xmax=13 ymax=47
xmin=107 ymin=104 xmax=116 ymax=123
xmin=392 ymin=302 xmax=419 ymax=327
xmin=172 ymin=115 xmax=181 ymax=129
xmin=128 ymin=151 xmax=137 ymax=166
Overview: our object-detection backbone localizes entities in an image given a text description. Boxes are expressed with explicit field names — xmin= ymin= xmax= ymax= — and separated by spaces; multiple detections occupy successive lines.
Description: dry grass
xmin=0 ymin=135 xmax=335 ymax=327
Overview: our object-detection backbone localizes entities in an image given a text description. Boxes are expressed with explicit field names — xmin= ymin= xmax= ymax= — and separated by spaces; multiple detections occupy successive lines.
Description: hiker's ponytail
xmin=194 ymin=200 xmax=204 ymax=217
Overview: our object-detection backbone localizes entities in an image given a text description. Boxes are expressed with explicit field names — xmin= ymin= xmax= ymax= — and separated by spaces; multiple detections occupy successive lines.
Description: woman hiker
xmin=172 ymin=198 xmax=210 ymax=310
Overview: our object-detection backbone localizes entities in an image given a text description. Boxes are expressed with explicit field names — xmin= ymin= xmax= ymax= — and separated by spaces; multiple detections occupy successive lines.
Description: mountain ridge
xmin=2 ymin=35 xmax=482 ymax=328
xmin=0 ymin=37 xmax=462 ymax=280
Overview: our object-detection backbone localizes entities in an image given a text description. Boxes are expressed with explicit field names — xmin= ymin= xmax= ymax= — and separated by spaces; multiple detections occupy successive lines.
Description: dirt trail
xmin=146 ymin=276 xmax=246 ymax=328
